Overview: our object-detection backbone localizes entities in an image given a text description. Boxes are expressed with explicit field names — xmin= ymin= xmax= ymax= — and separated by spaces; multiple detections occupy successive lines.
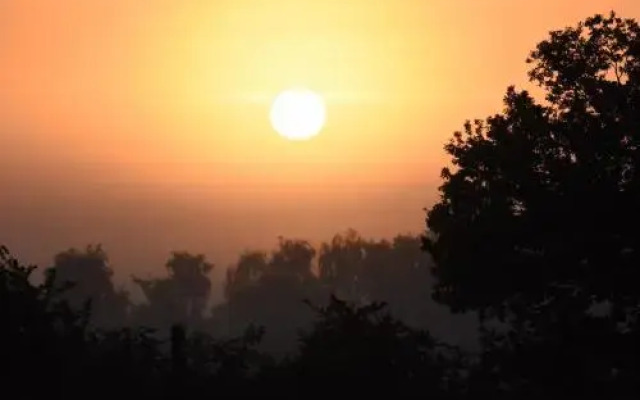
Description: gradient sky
xmin=2 ymin=0 xmax=639 ymax=299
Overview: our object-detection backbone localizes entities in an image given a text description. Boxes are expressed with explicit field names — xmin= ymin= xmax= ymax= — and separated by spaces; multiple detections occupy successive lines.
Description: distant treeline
xmin=30 ymin=230 xmax=476 ymax=355
xmin=1 ymin=243 xmax=462 ymax=398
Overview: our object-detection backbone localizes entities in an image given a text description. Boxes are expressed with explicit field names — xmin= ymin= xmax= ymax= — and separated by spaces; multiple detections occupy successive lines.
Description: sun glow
xmin=269 ymin=88 xmax=326 ymax=141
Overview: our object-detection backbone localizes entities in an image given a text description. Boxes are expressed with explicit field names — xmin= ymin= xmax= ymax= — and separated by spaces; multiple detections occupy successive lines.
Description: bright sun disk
xmin=269 ymin=88 xmax=326 ymax=140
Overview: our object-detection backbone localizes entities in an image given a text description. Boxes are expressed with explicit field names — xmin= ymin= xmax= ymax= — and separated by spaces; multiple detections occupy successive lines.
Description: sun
xmin=269 ymin=88 xmax=326 ymax=141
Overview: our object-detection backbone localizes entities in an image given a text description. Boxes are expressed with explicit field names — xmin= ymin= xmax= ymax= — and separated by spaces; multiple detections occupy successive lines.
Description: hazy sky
xmin=2 ymin=1 xmax=639 ymax=298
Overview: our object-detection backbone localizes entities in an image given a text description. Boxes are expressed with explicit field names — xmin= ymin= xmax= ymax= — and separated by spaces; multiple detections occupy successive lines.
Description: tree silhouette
xmin=223 ymin=230 xmax=473 ymax=351
xmin=318 ymin=229 xmax=367 ymax=301
xmin=224 ymin=250 xmax=268 ymax=300
xmin=268 ymin=237 xmax=316 ymax=282
xmin=315 ymin=230 xmax=477 ymax=345
xmin=132 ymin=251 xmax=213 ymax=330
xmin=221 ymin=238 xmax=323 ymax=355
xmin=48 ymin=244 xmax=128 ymax=328
xmin=361 ymin=235 xmax=433 ymax=326
xmin=0 ymin=245 xmax=94 ymax=395
xmin=424 ymin=12 xmax=640 ymax=398
xmin=317 ymin=231 xmax=431 ymax=310
xmin=293 ymin=295 xmax=454 ymax=398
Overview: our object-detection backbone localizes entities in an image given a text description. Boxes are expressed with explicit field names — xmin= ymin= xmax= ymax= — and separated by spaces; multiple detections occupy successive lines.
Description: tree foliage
xmin=48 ymin=244 xmax=128 ymax=328
xmin=424 ymin=11 xmax=640 ymax=397
xmin=294 ymin=296 xmax=454 ymax=398
xmin=132 ymin=251 xmax=213 ymax=329
xmin=425 ymin=12 xmax=640 ymax=320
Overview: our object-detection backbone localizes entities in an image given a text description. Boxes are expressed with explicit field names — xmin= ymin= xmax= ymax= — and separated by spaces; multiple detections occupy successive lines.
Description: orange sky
xmin=1 ymin=0 xmax=639 ymax=298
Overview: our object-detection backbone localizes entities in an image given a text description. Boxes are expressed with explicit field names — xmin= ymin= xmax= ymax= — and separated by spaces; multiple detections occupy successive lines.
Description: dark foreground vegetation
xmin=3 ymin=12 xmax=640 ymax=399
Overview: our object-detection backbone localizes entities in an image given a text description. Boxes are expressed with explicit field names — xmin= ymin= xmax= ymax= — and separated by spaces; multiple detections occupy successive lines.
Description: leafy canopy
xmin=424 ymin=12 xmax=640 ymax=323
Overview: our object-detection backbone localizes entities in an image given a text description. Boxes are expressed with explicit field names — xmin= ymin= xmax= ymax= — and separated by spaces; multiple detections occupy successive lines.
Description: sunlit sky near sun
xmin=1 ymin=0 xmax=639 ymax=297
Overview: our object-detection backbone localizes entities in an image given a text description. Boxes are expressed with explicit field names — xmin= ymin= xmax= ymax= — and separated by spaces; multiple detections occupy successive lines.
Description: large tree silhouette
xmin=424 ymin=12 xmax=640 ymax=397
